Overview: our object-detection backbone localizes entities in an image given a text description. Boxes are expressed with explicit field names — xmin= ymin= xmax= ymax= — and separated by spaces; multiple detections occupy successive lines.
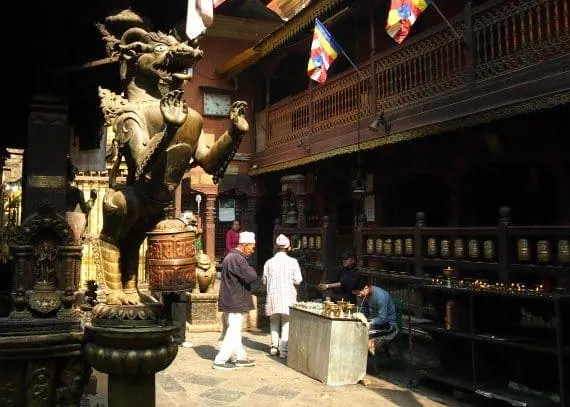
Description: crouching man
xmin=352 ymin=279 xmax=398 ymax=355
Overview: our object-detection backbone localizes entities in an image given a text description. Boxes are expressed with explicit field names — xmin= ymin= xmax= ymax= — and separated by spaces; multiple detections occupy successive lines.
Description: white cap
xmin=239 ymin=231 xmax=256 ymax=244
xmin=275 ymin=234 xmax=290 ymax=249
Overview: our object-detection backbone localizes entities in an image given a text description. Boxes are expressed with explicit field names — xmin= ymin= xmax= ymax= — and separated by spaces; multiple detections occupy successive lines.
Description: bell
xmin=285 ymin=207 xmax=298 ymax=227
xmin=368 ymin=112 xmax=390 ymax=133
xmin=284 ymin=194 xmax=298 ymax=227
xmin=351 ymin=177 xmax=366 ymax=201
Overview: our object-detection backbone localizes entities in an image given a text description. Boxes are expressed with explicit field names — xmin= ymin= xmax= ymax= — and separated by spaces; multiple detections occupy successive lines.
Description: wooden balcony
xmin=252 ymin=0 xmax=570 ymax=173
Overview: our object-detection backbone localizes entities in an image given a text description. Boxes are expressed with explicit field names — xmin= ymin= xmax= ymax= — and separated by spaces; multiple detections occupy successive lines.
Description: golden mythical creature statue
xmin=96 ymin=12 xmax=248 ymax=305
xmin=193 ymin=252 xmax=217 ymax=294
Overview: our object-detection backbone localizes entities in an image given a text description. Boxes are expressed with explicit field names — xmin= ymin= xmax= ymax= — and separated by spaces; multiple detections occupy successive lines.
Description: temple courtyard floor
xmin=83 ymin=330 xmax=471 ymax=407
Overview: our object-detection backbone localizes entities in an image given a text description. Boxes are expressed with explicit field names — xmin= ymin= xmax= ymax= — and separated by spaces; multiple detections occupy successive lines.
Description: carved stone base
xmin=186 ymin=292 xmax=220 ymax=333
xmin=0 ymin=320 xmax=91 ymax=407
xmin=85 ymin=303 xmax=178 ymax=407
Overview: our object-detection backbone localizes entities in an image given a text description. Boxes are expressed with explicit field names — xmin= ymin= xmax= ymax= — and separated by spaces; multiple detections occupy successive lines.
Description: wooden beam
xmin=207 ymin=15 xmax=281 ymax=41
xmin=55 ymin=56 xmax=119 ymax=75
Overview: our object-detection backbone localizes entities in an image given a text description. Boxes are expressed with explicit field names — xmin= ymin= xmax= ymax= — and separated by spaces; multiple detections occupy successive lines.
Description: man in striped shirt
xmin=263 ymin=234 xmax=303 ymax=359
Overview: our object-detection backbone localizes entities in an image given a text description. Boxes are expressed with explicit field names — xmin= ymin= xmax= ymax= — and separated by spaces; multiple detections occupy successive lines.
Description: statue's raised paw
xmin=229 ymin=101 xmax=249 ymax=135
xmin=160 ymin=89 xmax=188 ymax=127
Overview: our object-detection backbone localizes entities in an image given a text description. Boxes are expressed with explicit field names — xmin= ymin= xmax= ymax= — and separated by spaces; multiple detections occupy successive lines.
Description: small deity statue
xmin=34 ymin=241 xmax=58 ymax=286
xmin=193 ymin=252 xmax=216 ymax=294
xmin=65 ymin=157 xmax=97 ymax=245
xmin=95 ymin=10 xmax=248 ymax=305
xmin=84 ymin=280 xmax=99 ymax=308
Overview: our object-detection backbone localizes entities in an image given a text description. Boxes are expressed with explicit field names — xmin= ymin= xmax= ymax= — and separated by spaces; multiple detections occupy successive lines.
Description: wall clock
xmin=203 ymin=91 xmax=232 ymax=117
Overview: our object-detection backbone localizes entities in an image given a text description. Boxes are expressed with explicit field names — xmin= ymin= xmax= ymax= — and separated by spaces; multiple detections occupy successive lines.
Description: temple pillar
xmin=296 ymin=193 xmax=307 ymax=228
xmin=186 ymin=169 xmax=219 ymax=261
xmin=280 ymin=191 xmax=289 ymax=227
xmin=244 ymin=194 xmax=259 ymax=268
xmin=23 ymin=95 xmax=69 ymax=219
xmin=204 ymin=194 xmax=217 ymax=261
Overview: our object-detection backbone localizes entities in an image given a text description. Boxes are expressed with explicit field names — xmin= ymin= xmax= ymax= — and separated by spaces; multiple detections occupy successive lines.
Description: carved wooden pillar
xmin=280 ymin=191 xmax=289 ymax=227
xmin=244 ymin=195 xmax=259 ymax=268
xmin=296 ymin=193 xmax=307 ymax=228
xmin=204 ymin=194 xmax=217 ymax=261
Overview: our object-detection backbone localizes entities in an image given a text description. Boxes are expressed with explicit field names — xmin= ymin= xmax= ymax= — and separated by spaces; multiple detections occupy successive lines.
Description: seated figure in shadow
xmin=318 ymin=249 xmax=361 ymax=304
xmin=352 ymin=278 xmax=398 ymax=355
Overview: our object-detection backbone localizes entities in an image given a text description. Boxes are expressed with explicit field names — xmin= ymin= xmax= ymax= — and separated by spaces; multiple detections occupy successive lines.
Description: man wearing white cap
xmin=262 ymin=234 xmax=303 ymax=359
xmin=213 ymin=231 xmax=258 ymax=370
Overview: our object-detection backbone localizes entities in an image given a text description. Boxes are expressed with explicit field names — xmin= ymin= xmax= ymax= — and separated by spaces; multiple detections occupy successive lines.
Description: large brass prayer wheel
xmin=146 ymin=218 xmax=197 ymax=292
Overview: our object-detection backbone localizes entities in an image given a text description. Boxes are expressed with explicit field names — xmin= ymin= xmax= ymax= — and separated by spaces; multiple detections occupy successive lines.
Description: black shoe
xmin=235 ymin=358 xmax=256 ymax=367
xmin=212 ymin=362 xmax=237 ymax=371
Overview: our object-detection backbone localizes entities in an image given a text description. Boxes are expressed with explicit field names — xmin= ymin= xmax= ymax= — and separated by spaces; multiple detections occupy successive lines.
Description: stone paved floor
xmin=84 ymin=331 xmax=469 ymax=407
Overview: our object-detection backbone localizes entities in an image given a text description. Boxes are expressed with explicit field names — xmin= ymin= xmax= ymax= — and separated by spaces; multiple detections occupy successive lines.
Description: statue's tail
xmin=99 ymin=239 xmax=123 ymax=292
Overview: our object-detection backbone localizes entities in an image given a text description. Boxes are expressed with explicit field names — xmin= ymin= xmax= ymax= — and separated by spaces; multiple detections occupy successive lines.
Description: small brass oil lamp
xmin=443 ymin=266 xmax=455 ymax=288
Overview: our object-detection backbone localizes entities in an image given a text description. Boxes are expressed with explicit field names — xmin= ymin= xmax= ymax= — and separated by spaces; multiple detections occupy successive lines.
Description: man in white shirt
xmin=263 ymin=234 xmax=303 ymax=359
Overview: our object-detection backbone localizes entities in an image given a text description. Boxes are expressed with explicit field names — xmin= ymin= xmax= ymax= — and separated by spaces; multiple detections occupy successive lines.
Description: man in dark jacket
xmin=318 ymin=249 xmax=361 ymax=304
xmin=213 ymin=231 xmax=258 ymax=370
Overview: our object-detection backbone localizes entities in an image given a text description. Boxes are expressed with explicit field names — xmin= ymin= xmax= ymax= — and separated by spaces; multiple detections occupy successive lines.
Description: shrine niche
xmin=7 ymin=201 xmax=83 ymax=321
xmin=0 ymin=201 xmax=91 ymax=407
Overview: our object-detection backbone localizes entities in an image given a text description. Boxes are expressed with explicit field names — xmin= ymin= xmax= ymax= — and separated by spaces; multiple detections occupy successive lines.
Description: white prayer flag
xmin=186 ymin=0 xmax=214 ymax=40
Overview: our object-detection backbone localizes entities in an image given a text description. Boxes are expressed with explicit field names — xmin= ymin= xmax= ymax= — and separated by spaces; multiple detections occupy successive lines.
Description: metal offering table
xmin=287 ymin=305 xmax=368 ymax=386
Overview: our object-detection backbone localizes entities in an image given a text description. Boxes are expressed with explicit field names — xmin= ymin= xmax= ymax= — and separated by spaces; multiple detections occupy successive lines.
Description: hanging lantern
xmin=351 ymin=176 xmax=366 ymax=201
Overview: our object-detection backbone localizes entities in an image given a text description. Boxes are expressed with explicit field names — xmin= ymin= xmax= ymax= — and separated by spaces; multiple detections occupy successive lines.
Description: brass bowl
xmin=443 ymin=266 xmax=454 ymax=277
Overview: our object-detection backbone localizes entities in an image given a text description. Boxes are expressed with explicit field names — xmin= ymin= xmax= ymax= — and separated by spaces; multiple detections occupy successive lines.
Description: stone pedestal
xmin=85 ymin=303 xmax=178 ymax=407
xmin=0 ymin=319 xmax=91 ymax=407
xmin=186 ymin=292 xmax=219 ymax=333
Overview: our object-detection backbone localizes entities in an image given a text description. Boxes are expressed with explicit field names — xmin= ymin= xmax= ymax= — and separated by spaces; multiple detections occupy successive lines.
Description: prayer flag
xmin=386 ymin=0 xmax=431 ymax=44
xmin=186 ymin=0 xmax=215 ymax=40
xmin=307 ymin=18 xmax=342 ymax=84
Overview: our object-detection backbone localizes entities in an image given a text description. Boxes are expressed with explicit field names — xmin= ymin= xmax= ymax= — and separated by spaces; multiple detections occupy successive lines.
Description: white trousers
xmin=214 ymin=312 xmax=248 ymax=364
xmin=269 ymin=313 xmax=290 ymax=352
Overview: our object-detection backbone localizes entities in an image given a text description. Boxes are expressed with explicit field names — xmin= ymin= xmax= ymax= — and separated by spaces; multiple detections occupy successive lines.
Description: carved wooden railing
xmin=375 ymin=14 xmax=466 ymax=112
xmin=474 ymin=0 xmax=570 ymax=80
xmin=264 ymin=0 xmax=570 ymax=151
xmin=357 ymin=207 xmax=570 ymax=283
xmin=357 ymin=208 xmax=570 ymax=320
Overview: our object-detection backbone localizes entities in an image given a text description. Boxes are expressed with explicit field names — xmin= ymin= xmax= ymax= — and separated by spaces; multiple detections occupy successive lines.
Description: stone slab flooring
xmin=82 ymin=330 xmax=470 ymax=407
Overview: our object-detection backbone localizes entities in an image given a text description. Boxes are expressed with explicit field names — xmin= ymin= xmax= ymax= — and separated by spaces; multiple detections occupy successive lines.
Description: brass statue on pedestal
xmin=95 ymin=10 xmax=248 ymax=306
xmin=84 ymin=11 xmax=248 ymax=406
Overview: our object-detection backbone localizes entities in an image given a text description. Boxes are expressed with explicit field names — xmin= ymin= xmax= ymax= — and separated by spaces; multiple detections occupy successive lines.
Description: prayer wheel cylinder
xmin=146 ymin=218 xmax=197 ymax=292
